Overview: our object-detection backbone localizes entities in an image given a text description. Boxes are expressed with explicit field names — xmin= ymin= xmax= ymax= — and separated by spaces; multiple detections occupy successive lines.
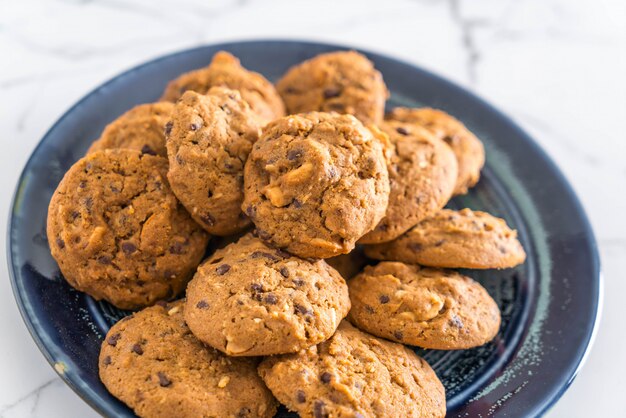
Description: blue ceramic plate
xmin=8 ymin=40 xmax=600 ymax=417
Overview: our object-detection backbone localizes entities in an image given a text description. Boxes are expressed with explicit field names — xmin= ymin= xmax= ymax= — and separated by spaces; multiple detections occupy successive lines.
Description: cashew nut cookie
xmin=99 ymin=301 xmax=278 ymax=418
xmin=258 ymin=321 xmax=446 ymax=418
xmin=87 ymin=102 xmax=174 ymax=158
xmin=161 ymin=51 xmax=285 ymax=124
xmin=386 ymin=107 xmax=485 ymax=195
xmin=166 ymin=88 xmax=262 ymax=236
xmin=364 ymin=208 xmax=527 ymax=269
xmin=184 ymin=234 xmax=351 ymax=356
xmin=348 ymin=262 xmax=501 ymax=350
xmin=242 ymin=112 xmax=390 ymax=259
xmin=47 ymin=149 xmax=208 ymax=309
xmin=359 ymin=120 xmax=458 ymax=244
xmin=276 ymin=51 xmax=388 ymax=125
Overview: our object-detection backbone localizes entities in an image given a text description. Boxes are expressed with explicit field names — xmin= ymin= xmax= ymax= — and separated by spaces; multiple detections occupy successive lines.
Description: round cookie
xmin=364 ymin=208 xmax=527 ymax=269
xmin=99 ymin=301 xmax=278 ymax=418
xmin=161 ymin=51 xmax=285 ymax=124
xmin=387 ymin=107 xmax=485 ymax=195
xmin=184 ymin=234 xmax=351 ymax=356
xmin=166 ymin=88 xmax=261 ymax=236
xmin=87 ymin=102 xmax=174 ymax=157
xmin=348 ymin=262 xmax=501 ymax=350
xmin=258 ymin=321 xmax=446 ymax=418
xmin=276 ymin=51 xmax=388 ymax=125
xmin=47 ymin=149 xmax=208 ymax=309
xmin=359 ymin=121 xmax=458 ymax=244
xmin=242 ymin=112 xmax=390 ymax=259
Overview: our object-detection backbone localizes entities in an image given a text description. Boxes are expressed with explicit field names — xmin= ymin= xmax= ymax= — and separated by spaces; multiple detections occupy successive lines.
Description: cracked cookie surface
xmin=99 ymin=300 xmax=278 ymax=418
xmin=242 ymin=112 xmax=390 ymax=259
xmin=166 ymin=88 xmax=261 ymax=236
xmin=47 ymin=149 xmax=208 ymax=309
xmin=184 ymin=234 xmax=350 ymax=356
xmin=161 ymin=51 xmax=285 ymax=124
xmin=386 ymin=108 xmax=485 ymax=195
xmin=87 ymin=102 xmax=174 ymax=158
xmin=258 ymin=321 xmax=446 ymax=418
xmin=348 ymin=262 xmax=501 ymax=350
xmin=359 ymin=121 xmax=458 ymax=244
xmin=364 ymin=208 xmax=526 ymax=269
xmin=276 ymin=51 xmax=388 ymax=125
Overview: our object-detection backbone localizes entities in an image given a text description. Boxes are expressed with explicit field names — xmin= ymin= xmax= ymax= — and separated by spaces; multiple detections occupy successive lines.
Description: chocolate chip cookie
xmin=258 ymin=321 xmax=446 ymax=418
xmin=184 ymin=234 xmax=350 ymax=356
xmin=99 ymin=301 xmax=278 ymax=418
xmin=359 ymin=121 xmax=458 ymax=244
xmin=242 ymin=112 xmax=390 ymax=259
xmin=364 ymin=208 xmax=526 ymax=269
xmin=276 ymin=51 xmax=388 ymax=125
xmin=387 ymin=107 xmax=485 ymax=195
xmin=166 ymin=88 xmax=261 ymax=236
xmin=161 ymin=51 xmax=285 ymax=124
xmin=47 ymin=149 xmax=208 ymax=309
xmin=348 ymin=262 xmax=501 ymax=349
xmin=87 ymin=102 xmax=174 ymax=158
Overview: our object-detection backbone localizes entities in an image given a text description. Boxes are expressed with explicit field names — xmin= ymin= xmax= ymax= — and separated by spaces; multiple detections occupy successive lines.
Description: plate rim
xmin=7 ymin=38 xmax=602 ymax=418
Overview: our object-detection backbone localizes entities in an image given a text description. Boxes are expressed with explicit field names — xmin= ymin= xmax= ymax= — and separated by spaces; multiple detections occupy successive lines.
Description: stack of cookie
xmin=47 ymin=50 xmax=526 ymax=418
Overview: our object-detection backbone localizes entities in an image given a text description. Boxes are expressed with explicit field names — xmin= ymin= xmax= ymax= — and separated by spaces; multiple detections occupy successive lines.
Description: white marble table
xmin=0 ymin=0 xmax=624 ymax=416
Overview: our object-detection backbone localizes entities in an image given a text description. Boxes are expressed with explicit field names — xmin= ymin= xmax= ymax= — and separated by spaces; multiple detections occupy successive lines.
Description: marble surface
xmin=0 ymin=0 xmax=624 ymax=416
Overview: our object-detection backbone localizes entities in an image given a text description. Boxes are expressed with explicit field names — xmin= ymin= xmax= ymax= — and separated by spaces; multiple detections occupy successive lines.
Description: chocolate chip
xmin=190 ymin=123 xmax=199 ymax=131
xmin=122 ymin=242 xmax=136 ymax=254
xmin=409 ymin=243 xmax=423 ymax=252
xmin=364 ymin=305 xmax=375 ymax=314
xmin=323 ymin=88 xmax=341 ymax=98
xmin=265 ymin=294 xmax=278 ymax=304
xmin=275 ymin=249 xmax=291 ymax=259
xmin=379 ymin=295 xmax=390 ymax=304
xmin=296 ymin=390 xmax=306 ymax=403
xmin=191 ymin=300 xmax=208 ymax=311
xmin=245 ymin=205 xmax=256 ymax=218
xmin=292 ymin=199 xmax=303 ymax=208
xmin=200 ymin=213 xmax=215 ymax=226
xmin=293 ymin=278 xmax=305 ymax=287
xmin=107 ymin=333 xmax=121 ymax=346
xmin=103 ymin=356 xmax=111 ymax=365
xmin=396 ymin=126 xmax=410 ymax=135
xmin=164 ymin=121 xmax=173 ymax=136
xmin=97 ymin=255 xmax=112 ymax=265
xmin=175 ymin=154 xmax=185 ymax=165
xmin=328 ymin=167 xmax=337 ymax=178
xmin=251 ymin=251 xmax=278 ymax=261
xmin=169 ymin=242 xmax=184 ymax=254
xmin=216 ymin=264 xmax=231 ymax=275
xmin=279 ymin=267 xmax=290 ymax=278
xmin=56 ymin=237 xmax=65 ymax=249
xmin=155 ymin=300 xmax=168 ymax=307
xmin=442 ymin=135 xmax=456 ymax=144
xmin=255 ymin=229 xmax=272 ymax=241
xmin=141 ymin=145 xmax=157 ymax=156
xmin=250 ymin=283 xmax=264 ymax=292
xmin=236 ymin=407 xmax=251 ymax=418
xmin=377 ymin=223 xmax=388 ymax=231
xmin=499 ymin=245 xmax=508 ymax=254
xmin=434 ymin=240 xmax=445 ymax=247
xmin=287 ymin=149 xmax=303 ymax=160
xmin=313 ymin=400 xmax=328 ymax=418
xmin=131 ymin=344 xmax=143 ymax=355
xmin=78 ymin=180 xmax=86 ymax=188
xmin=320 ymin=372 xmax=332 ymax=383
xmin=294 ymin=304 xmax=312 ymax=316
xmin=157 ymin=372 xmax=171 ymax=387
xmin=394 ymin=331 xmax=404 ymax=340
xmin=207 ymin=189 xmax=213 ymax=198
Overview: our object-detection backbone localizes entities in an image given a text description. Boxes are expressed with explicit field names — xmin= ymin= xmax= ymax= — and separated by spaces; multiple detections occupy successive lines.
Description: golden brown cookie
xmin=348 ymin=262 xmax=501 ymax=349
xmin=166 ymin=88 xmax=261 ymax=236
xmin=47 ymin=149 xmax=208 ymax=309
xmin=387 ymin=107 xmax=485 ymax=195
xmin=364 ymin=208 xmax=526 ymax=269
xmin=258 ymin=321 xmax=446 ymax=418
xmin=161 ymin=51 xmax=285 ymax=124
xmin=87 ymin=102 xmax=174 ymax=158
xmin=184 ymin=234 xmax=350 ymax=356
xmin=242 ymin=112 xmax=390 ymax=259
xmin=99 ymin=301 xmax=278 ymax=418
xmin=359 ymin=121 xmax=458 ymax=244
xmin=276 ymin=51 xmax=388 ymax=125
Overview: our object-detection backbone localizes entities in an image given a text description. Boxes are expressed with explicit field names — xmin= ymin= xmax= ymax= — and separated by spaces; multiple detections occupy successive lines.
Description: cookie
xmin=359 ymin=121 xmax=458 ymax=244
xmin=364 ymin=208 xmax=526 ymax=269
xmin=242 ymin=112 xmax=390 ymax=259
xmin=87 ymin=102 xmax=174 ymax=158
xmin=166 ymin=88 xmax=261 ymax=236
xmin=99 ymin=301 xmax=278 ymax=418
xmin=276 ymin=51 xmax=388 ymax=125
xmin=47 ymin=149 xmax=208 ymax=309
xmin=387 ymin=107 xmax=485 ymax=195
xmin=348 ymin=262 xmax=501 ymax=349
xmin=184 ymin=234 xmax=350 ymax=356
xmin=258 ymin=321 xmax=446 ymax=418
xmin=161 ymin=51 xmax=285 ymax=124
